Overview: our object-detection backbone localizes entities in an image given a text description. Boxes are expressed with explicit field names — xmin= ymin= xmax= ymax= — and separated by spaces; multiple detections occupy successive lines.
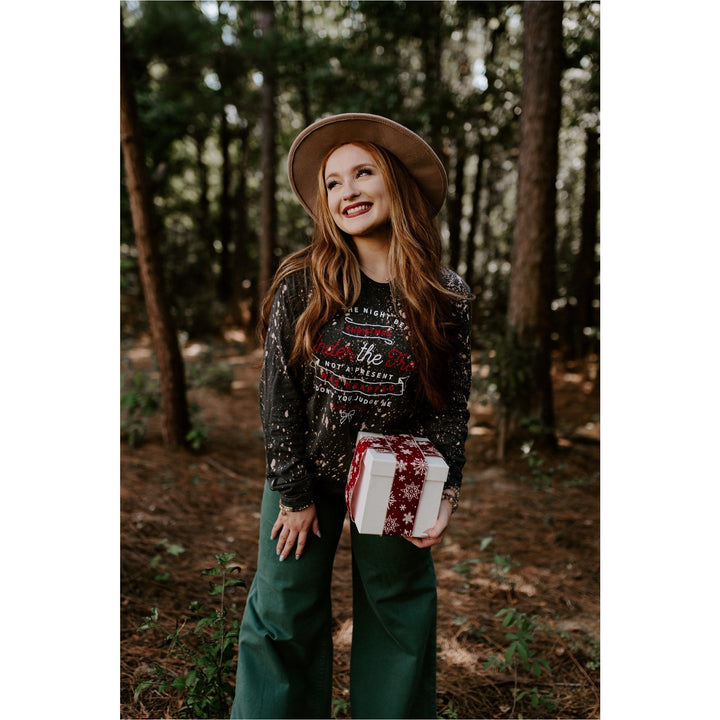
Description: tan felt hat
xmin=287 ymin=113 xmax=447 ymax=219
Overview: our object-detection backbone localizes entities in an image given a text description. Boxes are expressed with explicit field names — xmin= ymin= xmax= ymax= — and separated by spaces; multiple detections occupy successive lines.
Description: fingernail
xmin=316 ymin=530 xmax=322 ymax=538
xmin=295 ymin=554 xmax=301 ymax=560
xmin=279 ymin=555 xmax=285 ymax=562
xmin=276 ymin=548 xmax=280 ymax=556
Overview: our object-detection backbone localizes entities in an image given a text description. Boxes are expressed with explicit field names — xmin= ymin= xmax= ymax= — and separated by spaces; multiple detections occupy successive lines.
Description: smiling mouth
xmin=343 ymin=202 xmax=372 ymax=217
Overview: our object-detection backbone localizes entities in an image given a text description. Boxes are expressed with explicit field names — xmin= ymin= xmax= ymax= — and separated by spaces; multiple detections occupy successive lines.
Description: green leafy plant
xmin=149 ymin=538 xmax=186 ymax=582
xmin=439 ymin=699 xmax=460 ymax=718
xmin=485 ymin=608 xmax=556 ymax=716
xmin=474 ymin=331 xmax=535 ymax=412
xmin=332 ymin=696 xmax=351 ymax=719
xmin=519 ymin=441 xmax=560 ymax=491
xmin=135 ymin=553 xmax=245 ymax=718
xmin=489 ymin=553 xmax=521 ymax=588
xmin=186 ymin=401 xmax=210 ymax=452
xmin=188 ymin=361 xmax=234 ymax=395
xmin=121 ymin=371 xmax=160 ymax=447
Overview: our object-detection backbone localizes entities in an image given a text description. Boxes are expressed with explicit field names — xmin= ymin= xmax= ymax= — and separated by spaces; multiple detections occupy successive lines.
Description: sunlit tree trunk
xmin=504 ymin=1 xmax=563 ymax=454
xmin=120 ymin=21 xmax=190 ymax=449
xmin=231 ymin=126 xmax=253 ymax=329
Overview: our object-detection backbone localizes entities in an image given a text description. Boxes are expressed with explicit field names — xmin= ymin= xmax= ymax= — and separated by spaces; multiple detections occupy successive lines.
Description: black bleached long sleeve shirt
xmin=259 ymin=268 xmax=472 ymax=510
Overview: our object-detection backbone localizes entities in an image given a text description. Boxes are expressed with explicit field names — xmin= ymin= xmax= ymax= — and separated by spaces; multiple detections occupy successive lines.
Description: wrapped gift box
xmin=346 ymin=432 xmax=449 ymax=537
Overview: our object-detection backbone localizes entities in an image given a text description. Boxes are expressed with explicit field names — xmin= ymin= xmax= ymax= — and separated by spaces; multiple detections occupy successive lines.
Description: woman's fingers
xmin=293 ymin=529 xmax=308 ymax=560
xmin=273 ymin=505 xmax=318 ymax=561
xmin=276 ymin=526 xmax=298 ymax=561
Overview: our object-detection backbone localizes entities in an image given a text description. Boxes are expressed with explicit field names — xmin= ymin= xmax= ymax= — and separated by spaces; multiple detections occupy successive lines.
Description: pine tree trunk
xmin=231 ymin=126 xmax=252 ymax=329
xmin=256 ymin=2 xmax=278 ymax=307
xmin=120 ymin=22 xmax=190 ymax=449
xmin=218 ymin=109 xmax=233 ymax=303
xmin=574 ymin=128 xmax=600 ymax=358
xmin=464 ymin=137 xmax=486 ymax=289
xmin=447 ymin=134 xmax=466 ymax=272
xmin=505 ymin=1 xmax=563 ymax=451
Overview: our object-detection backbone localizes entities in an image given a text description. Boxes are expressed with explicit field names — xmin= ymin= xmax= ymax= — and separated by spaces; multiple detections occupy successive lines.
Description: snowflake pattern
xmin=383 ymin=516 xmax=399 ymax=534
xmin=401 ymin=482 xmax=422 ymax=501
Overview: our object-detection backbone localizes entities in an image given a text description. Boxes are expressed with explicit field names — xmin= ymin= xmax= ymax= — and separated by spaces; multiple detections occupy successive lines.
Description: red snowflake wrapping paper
xmin=345 ymin=432 xmax=448 ymax=536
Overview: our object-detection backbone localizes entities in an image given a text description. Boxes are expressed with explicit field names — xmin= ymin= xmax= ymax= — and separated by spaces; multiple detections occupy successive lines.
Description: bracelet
xmin=441 ymin=488 xmax=460 ymax=514
xmin=279 ymin=501 xmax=314 ymax=515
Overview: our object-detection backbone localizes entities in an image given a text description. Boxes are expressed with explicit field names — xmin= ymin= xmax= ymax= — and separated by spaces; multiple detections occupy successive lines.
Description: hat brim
xmin=287 ymin=113 xmax=447 ymax=220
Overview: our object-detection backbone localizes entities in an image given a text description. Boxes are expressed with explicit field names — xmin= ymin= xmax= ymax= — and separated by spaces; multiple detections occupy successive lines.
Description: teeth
xmin=344 ymin=203 xmax=371 ymax=217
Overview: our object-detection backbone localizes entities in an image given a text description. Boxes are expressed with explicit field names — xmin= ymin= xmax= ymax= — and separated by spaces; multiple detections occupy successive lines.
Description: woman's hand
xmin=404 ymin=498 xmax=453 ymax=549
xmin=271 ymin=505 xmax=321 ymax=561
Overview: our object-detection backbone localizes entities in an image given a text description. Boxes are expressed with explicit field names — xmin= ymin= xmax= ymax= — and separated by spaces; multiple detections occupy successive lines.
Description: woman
xmin=231 ymin=113 xmax=472 ymax=719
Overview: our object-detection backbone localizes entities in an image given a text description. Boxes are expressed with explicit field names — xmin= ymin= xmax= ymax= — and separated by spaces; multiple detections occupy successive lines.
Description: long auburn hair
xmin=259 ymin=142 xmax=465 ymax=410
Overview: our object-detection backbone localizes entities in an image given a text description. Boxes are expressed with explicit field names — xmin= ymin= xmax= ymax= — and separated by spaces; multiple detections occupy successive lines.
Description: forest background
xmin=2 ymin=1 xmax=719 ymax=720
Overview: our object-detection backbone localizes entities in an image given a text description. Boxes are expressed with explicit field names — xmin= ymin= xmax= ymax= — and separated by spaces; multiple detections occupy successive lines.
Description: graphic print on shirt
xmin=311 ymin=302 xmax=417 ymax=414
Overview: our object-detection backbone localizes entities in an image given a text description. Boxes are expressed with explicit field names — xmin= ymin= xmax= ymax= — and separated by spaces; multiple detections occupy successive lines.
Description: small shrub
xmin=121 ymin=371 xmax=160 ymax=447
xmin=485 ymin=608 xmax=557 ymax=716
xmin=135 ymin=553 xmax=245 ymax=718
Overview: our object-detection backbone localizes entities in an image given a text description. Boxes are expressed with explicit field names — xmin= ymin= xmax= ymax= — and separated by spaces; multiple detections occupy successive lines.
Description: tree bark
xmin=505 ymin=1 xmax=563 ymax=451
xmin=573 ymin=128 xmax=600 ymax=358
xmin=120 ymin=21 xmax=190 ymax=449
xmin=256 ymin=2 xmax=278 ymax=307
xmin=447 ymin=133 xmax=466 ymax=272
xmin=464 ymin=136 xmax=486 ymax=289
xmin=231 ymin=126 xmax=253 ymax=329
xmin=296 ymin=0 xmax=312 ymax=128
xmin=218 ymin=108 xmax=233 ymax=303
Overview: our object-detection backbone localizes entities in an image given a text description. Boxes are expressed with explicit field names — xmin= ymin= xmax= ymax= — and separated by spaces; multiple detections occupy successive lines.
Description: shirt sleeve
xmin=420 ymin=278 xmax=472 ymax=490
xmin=258 ymin=274 xmax=315 ymax=509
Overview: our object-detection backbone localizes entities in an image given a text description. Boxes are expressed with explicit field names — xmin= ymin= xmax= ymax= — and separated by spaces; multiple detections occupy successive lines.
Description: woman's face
xmin=323 ymin=144 xmax=391 ymax=242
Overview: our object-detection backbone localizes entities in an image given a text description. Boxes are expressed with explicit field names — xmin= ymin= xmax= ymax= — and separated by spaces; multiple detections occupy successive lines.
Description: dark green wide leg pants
xmin=230 ymin=483 xmax=437 ymax=719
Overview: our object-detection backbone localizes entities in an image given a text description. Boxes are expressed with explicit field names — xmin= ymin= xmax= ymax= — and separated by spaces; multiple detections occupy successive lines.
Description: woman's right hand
xmin=271 ymin=505 xmax=321 ymax=561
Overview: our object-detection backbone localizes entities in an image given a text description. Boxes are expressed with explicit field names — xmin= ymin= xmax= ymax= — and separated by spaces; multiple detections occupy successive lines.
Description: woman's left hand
xmin=404 ymin=498 xmax=453 ymax=548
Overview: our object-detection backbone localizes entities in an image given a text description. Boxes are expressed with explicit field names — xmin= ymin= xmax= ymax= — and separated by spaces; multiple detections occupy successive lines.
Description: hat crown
xmin=288 ymin=113 xmax=447 ymax=219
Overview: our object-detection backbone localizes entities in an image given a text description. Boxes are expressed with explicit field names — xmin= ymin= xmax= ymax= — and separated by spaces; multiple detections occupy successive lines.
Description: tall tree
xmin=570 ymin=127 xmax=599 ymax=358
xmin=504 ymin=1 xmax=564 ymax=451
xmin=121 ymin=19 xmax=190 ymax=449
xmin=256 ymin=1 xmax=278 ymax=307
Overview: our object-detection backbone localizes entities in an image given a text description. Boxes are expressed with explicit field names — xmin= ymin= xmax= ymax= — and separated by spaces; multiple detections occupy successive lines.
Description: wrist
xmin=441 ymin=487 xmax=460 ymax=514
xmin=279 ymin=500 xmax=315 ymax=515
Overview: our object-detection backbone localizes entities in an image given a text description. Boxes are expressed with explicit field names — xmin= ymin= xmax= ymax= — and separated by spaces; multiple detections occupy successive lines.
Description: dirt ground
xmin=121 ymin=340 xmax=599 ymax=719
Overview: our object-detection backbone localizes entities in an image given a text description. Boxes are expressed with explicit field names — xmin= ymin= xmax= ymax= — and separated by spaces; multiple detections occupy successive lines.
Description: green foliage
xmin=121 ymin=2 xmax=600 ymax=347
xmin=453 ymin=615 xmax=487 ymax=643
xmin=489 ymin=552 xmax=521 ymax=588
xmin=149 ymin=538 xmax=186 ymax=582
xmin=518 ymin=441 xmax=559 ymax=491
xmin=439 ymin=699 xmax=460 ymax=719
xmin=485 ymin=608 xmax=557 ymax=716
xmin=121 ymin=371 xmax=160 ymax=447
xmin=188 ymin=360 xmax=234 ymax=394
xmin=135 ymin=553 xmax=245 ymax=719
xmin=332 ymin=697 xmax=351 ymax=719
xmin=451 ymin=536 xmax=521 ymax=589
xmin=474 ymin=330 xmax=536 ymax=413
xmin=186 ymin=401 xmax=210 ymax=452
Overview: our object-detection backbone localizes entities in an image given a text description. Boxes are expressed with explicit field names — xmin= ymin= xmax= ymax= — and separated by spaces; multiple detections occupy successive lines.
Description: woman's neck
xmin=354 ymin=237 xmax=390 ymax=284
